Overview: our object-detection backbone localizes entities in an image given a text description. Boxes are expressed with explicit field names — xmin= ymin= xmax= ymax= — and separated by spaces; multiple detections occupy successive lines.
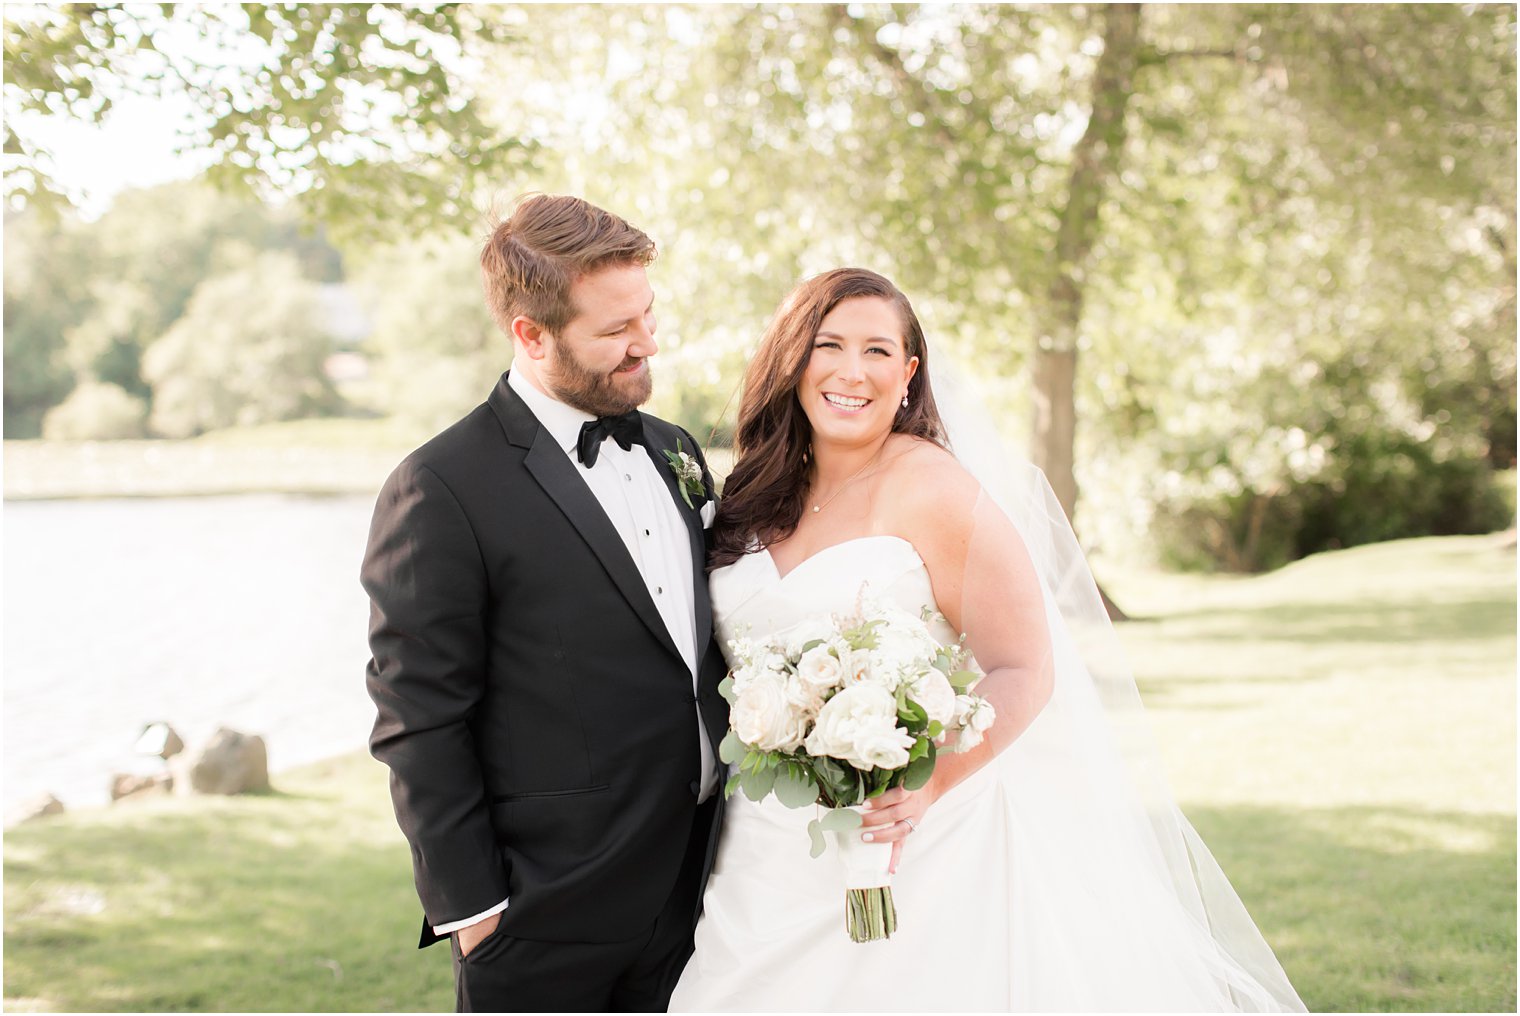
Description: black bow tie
xmin=576 ymin=411 xmax=645 ymax=467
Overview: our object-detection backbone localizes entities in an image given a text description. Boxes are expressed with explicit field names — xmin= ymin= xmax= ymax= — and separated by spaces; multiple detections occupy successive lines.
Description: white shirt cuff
xmin=432 ymin=898 xmax=509 ymax=935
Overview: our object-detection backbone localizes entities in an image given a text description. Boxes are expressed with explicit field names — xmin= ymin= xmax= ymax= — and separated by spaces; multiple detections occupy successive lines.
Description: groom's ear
xmin=511 ymin=315 xmax=549 ymax=360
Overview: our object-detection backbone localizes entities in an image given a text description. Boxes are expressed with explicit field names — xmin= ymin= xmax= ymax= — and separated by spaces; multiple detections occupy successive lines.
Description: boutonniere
xmin=663 ymin=440 xmax=706 ymax=509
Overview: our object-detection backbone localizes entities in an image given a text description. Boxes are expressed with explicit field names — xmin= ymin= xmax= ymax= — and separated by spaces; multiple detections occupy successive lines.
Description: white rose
xmin=796 ymin=645 xmax=846 ymax=691
xmin=804 ymin=684 xmax=914 ymax=771
xmin=845 ymin=649 xmax=904 ymax=692
xmin=733 ymin=670 xmax=807 ymax=752
xmin=908 ymin=669 xmax=958 ymax=727
xmin=954 ymin=696 xmax=997 ymax=752
xmin=854 ymin=721 xmax=915 ymax=770
xmin=783 ymin=671 xmax=826 ymax=717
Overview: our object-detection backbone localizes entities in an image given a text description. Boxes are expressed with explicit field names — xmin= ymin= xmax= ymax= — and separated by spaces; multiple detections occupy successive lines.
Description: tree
xmin=3 ymin=209 xmax=91 ymax=435
xmin=141 ymin=251 xmax=340 ymax=437
xmin=491 ymin=3 xmax=1513 ymax=569
xmin=348 ymin=233 xmax=503 ymax=431
xmin=4 ymin=180 xmax=350 ymax=434
xmin=3 ymin=3 xmax=528 ymax=232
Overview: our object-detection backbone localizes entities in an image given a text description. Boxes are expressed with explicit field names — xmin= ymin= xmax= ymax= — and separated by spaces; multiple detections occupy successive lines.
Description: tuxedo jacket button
xmin=689 ymin=780 xmax=701 ymax=797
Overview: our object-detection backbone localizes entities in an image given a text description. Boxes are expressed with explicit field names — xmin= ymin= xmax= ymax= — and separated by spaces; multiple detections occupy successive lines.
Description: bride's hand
xmin=859 ymin=784 xmax=938 ymax=874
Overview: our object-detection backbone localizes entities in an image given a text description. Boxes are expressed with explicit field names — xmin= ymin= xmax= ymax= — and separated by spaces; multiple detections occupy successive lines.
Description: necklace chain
xmin=810 ymin=446 xmax=886 ymax=514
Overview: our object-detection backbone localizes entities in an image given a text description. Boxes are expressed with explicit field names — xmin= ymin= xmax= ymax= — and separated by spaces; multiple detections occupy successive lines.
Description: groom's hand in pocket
xmin=456 ymin=912 xmax=501 ymax=958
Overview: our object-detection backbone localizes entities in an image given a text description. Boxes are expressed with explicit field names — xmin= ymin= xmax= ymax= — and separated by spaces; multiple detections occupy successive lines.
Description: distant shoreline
xmin=3 ymin=433 xmax=737 ymax=501
xmin=3 ymin=436 xmax=411 ymax=501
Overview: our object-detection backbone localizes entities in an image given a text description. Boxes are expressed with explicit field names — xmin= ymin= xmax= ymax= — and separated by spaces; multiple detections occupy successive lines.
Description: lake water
xmin=4 ymin=494 xmax=382 ymax=816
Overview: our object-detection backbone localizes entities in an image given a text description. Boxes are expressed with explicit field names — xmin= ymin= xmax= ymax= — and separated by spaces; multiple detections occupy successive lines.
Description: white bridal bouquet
xmin=717 ymin=592 xmax=996 ymax=942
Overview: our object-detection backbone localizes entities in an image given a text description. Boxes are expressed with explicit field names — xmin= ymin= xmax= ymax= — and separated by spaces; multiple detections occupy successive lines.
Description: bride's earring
xmin=901 ymin=393 xmax=909 ymax=409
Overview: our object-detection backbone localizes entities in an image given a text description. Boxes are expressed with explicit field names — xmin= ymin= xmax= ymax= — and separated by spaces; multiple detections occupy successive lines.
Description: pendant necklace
xmin=810 ymin=445 xmax=886 ymax=514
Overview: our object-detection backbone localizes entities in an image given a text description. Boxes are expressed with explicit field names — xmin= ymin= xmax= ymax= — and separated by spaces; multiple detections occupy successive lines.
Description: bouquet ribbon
xmin=831 ymin=814 xmax=894 ymax=890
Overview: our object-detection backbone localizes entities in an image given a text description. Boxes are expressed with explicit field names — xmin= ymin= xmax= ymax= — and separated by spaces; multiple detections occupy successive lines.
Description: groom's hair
xmin=481 ymin=194 xmax=657 ymax=337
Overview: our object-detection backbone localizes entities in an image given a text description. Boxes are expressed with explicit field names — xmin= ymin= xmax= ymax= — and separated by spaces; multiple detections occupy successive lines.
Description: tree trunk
xmin=1033 ymin=3 xmax=1142 ymax=621
xmin=1032 ymin=347 xmax=1079 ymax=516
xmin=1034 ymin=3 xmax=1142 ymax=515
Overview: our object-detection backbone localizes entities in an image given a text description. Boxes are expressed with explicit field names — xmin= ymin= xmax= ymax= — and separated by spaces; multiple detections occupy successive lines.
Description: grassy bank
xmin=4 ymin=535 xmax=1514 ymax=1011
xmin=2 ymin=422 xmax=739 ymax=501
xmin=2 ymin=420 xmax=421 ymax=501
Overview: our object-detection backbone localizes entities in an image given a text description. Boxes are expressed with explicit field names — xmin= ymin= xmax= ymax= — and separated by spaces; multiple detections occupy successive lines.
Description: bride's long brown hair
xmin=710 ymin=268 xmax=948 ymax=570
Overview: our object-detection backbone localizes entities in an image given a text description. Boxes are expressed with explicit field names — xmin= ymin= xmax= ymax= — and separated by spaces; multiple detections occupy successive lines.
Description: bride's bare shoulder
xmin=879 ymin=436 xmax=980 ymax=527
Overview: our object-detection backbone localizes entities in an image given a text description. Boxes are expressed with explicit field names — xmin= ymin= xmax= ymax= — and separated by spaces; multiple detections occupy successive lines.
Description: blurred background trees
xmin=4 ymin=2 xmax=1514 ymax=570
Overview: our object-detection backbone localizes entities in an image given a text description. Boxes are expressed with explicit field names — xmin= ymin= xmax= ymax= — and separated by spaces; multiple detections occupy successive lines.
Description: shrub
xmin=1153 ymin=439 xmax=1513 ymax=572
xmin=40 ymin=381 xmax=149 ymax=440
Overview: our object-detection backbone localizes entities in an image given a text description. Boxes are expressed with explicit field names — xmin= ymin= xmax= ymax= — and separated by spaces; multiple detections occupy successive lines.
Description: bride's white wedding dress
xmin=669 ymin=532 xmax=1304 ymax=1012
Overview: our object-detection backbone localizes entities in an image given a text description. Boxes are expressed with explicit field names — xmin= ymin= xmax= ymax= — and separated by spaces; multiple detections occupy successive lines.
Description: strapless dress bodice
xmin=709 ymin=535 xmax=960 ymax=656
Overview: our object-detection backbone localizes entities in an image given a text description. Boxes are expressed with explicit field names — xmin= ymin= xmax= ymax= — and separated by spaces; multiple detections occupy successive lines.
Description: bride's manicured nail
xmin=862 ymin=832 xmax=874 ymax=842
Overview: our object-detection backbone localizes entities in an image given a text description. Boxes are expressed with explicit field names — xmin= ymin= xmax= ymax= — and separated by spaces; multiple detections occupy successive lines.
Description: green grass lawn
xmin=1105 ymin=533 xmax=1516 ymax=1012
xmin=4 ymin=535 xmax=1514 ymax=1011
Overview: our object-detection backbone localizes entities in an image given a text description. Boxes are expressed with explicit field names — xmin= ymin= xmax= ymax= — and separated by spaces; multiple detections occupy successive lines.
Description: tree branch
xmin=826 ymin=4 xmax=958 ymax=150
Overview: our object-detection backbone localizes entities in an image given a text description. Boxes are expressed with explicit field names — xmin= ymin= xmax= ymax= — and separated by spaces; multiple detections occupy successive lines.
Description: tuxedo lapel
xmin=642 ymin=434 xmax=714 ymax=655
xmin=491 ymin=376 xmax=686 ymax=666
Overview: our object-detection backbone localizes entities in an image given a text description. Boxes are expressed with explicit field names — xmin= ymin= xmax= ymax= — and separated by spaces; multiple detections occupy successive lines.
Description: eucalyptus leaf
xmin=807 ymin=818 xmax=826 ymax=858
xmin=772 ymin=764 xmax=819 ymax=808
xmin=717 ymin=675 xmax=736 ymax=705
xmin=718 ymin=729 xmax=745 ymax=765
xmin=903 ymin=743 xmax=937 ymax=791
xmin=739 ymin=764 xmax=776 ymax=802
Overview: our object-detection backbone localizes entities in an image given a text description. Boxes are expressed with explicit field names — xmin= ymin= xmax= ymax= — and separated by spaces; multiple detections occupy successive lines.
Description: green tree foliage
xmin=348 ymin=233 xmax=503 ymax=431
xmin=3 ymin=209 xmax=88 ymax=435
xmin=8 ymin=4 xmax=1512 ymax=567
xmin=4 ymin=181 xmax=348 ymax=435
xmin=491 ymin=2 xmax=1514 ymax=568
xmin=40 ymin=380 xmax=148 ymax=440
xmin=142 ymin=251 xmax=340 ymax=437
xmin=3 ymin=3 xmax=529 ymax=232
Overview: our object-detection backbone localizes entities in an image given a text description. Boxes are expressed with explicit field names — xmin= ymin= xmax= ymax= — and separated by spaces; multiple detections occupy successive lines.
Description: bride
xmin=668 ymin=268 xmax=1304 ymax=1012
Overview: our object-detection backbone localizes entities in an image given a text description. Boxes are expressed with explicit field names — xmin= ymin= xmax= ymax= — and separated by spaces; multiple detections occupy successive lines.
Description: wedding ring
xmin=902 ymin=817 xmax=918 ymax=833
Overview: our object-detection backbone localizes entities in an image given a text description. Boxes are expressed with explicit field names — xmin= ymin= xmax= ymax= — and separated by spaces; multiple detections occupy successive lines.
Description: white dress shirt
xmin=435 ymin=370 xmax=717 ymax=935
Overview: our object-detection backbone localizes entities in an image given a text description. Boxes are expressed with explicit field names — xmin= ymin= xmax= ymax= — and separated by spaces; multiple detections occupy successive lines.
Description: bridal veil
xmin=939 ymin=362 xmax=1305 ymax=1012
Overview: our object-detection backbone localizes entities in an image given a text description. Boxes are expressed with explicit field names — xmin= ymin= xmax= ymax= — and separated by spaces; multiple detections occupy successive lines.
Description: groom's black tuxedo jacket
xmin=362 ymin=372 xmax=729 ymax=947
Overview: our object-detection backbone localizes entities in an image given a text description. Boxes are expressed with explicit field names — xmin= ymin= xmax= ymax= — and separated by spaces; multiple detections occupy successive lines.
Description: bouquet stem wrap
xmin=830 ymin=808 xmax=897 ymax=942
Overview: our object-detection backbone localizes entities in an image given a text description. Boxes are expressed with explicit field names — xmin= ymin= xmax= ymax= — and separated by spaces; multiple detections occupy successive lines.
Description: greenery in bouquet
xmin=716 ymin=596 xmax=996 ymax=856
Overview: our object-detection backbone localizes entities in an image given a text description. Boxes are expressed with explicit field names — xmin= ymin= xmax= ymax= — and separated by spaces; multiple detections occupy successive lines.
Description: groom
xmin=362 ymin=194 xmax=729 ymax=1012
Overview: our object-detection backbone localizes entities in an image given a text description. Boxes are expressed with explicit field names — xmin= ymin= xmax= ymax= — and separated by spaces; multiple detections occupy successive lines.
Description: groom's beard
xmin=544 ymin=341 xmax=653 ymax=417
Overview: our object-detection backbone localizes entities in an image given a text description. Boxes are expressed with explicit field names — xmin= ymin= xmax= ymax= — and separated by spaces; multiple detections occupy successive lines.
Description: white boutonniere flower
xmin=662 ymin=440 xmax=705 ymax=509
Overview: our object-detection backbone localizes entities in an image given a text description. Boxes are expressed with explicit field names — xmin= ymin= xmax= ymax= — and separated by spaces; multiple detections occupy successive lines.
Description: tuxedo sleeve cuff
xmin=432 ymin=898 xmax=509 ymax=935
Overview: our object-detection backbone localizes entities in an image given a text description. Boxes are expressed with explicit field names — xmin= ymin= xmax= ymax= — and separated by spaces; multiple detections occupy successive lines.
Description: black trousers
xmin=451 ymin=798 xmax=716 ymax=1013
